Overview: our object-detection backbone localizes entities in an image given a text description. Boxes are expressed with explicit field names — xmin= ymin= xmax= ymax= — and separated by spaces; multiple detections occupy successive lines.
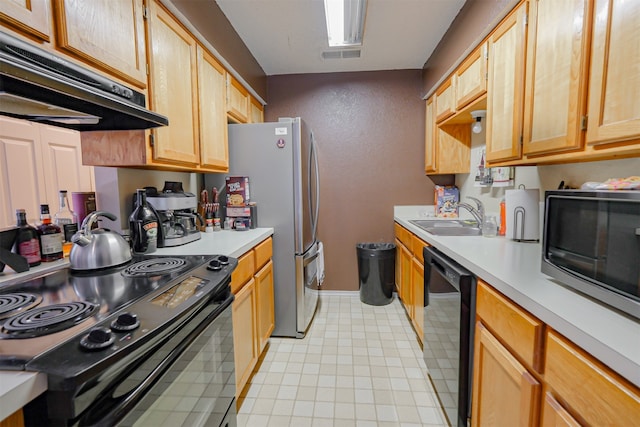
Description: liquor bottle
xmin=54 ymin=190 xmax=79 ymax=257
xmin=15 ymin=209 xmax=41 ymax=267
xmin=37 ymin=204 xmax=63 ymax=262
xmin=129 ymin=189 xmax=159 ymax=254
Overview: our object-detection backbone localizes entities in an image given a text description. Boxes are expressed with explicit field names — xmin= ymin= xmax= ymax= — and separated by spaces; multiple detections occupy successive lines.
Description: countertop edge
xmin=0 ymin=372 xmax=47 ymax=422
xmin=394 ymin=214 xmax=640 ymax=389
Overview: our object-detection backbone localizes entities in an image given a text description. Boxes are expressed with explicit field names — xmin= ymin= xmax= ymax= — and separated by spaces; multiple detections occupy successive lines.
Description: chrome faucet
xmin=456 ymin=196 xmax=484 ymax=225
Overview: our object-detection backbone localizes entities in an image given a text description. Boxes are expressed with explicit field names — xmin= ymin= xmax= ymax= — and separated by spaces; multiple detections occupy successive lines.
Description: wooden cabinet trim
xmin=541 ymin=391 xmax=582 ymax=427
xmin=232 ymin=277 xmax=257 ymax=397
xmin=255 ymin=259 xmax=275 ymax=353
xmin=476 ymin=280 xmax=544 ymax=372
xmin=0 ymin=0 xmax=51 ymax=42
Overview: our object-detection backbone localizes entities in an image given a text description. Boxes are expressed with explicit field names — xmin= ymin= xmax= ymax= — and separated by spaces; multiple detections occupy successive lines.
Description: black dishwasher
xmin=423 ymin=246 xmax=477 ymax=427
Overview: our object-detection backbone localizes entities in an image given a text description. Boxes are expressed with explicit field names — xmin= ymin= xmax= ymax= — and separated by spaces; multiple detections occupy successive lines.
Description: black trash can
xmin=356 ymin=243 xmax=396 ymax=306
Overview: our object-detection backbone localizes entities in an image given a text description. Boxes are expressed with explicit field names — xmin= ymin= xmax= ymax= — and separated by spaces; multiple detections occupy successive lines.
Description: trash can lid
xmin=356 ymin=243 xmax=396 ymax=250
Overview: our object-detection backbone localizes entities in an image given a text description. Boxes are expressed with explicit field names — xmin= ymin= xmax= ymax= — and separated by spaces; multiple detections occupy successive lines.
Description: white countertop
xmin=0 ymin=227 xmax=273 ymax=421
xmin=394 ymin=206 xmax=640 ymax=388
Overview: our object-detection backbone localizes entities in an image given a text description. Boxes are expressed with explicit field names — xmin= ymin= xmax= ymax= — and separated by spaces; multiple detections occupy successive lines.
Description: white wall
xmin=455 ymin=125 xmax=640 ymax=218
xmin=94 ymin=167 xmax=200 ymax=233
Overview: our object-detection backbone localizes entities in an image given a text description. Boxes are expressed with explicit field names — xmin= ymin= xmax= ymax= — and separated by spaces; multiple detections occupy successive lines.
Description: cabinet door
xmin=0 ymin=0 xmax=50 ymax=41
xmin=0 ymin=117 xmax=47 ymax=227
xmin=53 ymin=0 xmax=147 ymax=88
xmin=541 ymin=392 xmax=582 ymax=427
xmin=410 ymin=256 xmax=424 ymax=344
xmin=197 ymin=46 xmax=229 ymax=171
xmin=435 ymin=78 xmax=455 ymax=123
xmin=250 ymin=96 xmax=264 ymax=123
xmin=255 ymin=260 xmax=274 ymax=354
xmin=471 ymin=322 xmax=541 ymax=427
xmin=226 ymin=74 xmax=249 ymax=123
xmin=39 ymin=124 xmax=95 ymax=214
xmin=455 ymin=42 xmax=488 ymax=111
xmin=146 ymin=0 xmax=199 ymax=166
xmin=232 ymin=278 xmax=257 ymax=398
xmin=424 ymin=97 xmax=437 ymax=173
xmin=586 ymin=0 xmax=640 ymax=145
xmin=486 ymin=2 xmax=528 ymax=163
xmin=400 ymin=244 xmax=413 ymax=314
xmin=523 ymin=0 xmax=590 ymax=155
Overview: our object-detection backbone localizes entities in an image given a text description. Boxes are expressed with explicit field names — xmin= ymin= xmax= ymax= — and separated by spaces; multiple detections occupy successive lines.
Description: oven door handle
xmin=78 ymin=294 xmax=234 ymax=427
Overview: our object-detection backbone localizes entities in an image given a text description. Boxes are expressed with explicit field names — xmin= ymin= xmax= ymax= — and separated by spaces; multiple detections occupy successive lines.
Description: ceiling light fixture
xmin=470 ymin=110 xmax=486 ymax=134
xmin=324 ymin=0 xmax=368 ymax=47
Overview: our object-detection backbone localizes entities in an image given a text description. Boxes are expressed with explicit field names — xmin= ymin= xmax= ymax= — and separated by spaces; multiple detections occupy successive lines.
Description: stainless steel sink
xmin=409 ymin=219 xmax=482 ymax=236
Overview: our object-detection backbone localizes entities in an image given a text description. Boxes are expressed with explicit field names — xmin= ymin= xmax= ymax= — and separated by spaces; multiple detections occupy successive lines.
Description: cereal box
xmin=435 ymin=185 xmax=459 ymax=218
xmin=226 ymin=176 xmax=250 ymax=206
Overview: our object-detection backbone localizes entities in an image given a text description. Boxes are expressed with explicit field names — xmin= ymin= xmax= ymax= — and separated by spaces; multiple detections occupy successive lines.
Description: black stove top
xmin=0 ymin=254 xmax=235 ymax=369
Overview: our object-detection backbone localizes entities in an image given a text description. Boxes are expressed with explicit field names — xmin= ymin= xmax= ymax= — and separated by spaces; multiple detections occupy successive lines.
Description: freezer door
xmin=295 ymin=242 xmax=320 ymax=337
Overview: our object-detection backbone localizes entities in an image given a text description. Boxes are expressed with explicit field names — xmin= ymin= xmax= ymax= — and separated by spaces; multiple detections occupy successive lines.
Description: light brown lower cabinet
xmin=471 ymin=321 xmax=541 ymax=427
xmin=472 ymin=280 xmax=640 ymax=426
xmin=231 ymin=237 xmax=274 ymax=400
xmin=255 ymin=260 xmax=275 ymax=354
xmin=232 ymin=276 xmax=257 ymax=399
xmin=0 ymin=409 xmax=24 ymax=427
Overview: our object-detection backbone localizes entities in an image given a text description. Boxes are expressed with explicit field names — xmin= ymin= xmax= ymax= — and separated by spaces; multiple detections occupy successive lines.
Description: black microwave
xmin=542 ymin=190 xmax=640 ymax=320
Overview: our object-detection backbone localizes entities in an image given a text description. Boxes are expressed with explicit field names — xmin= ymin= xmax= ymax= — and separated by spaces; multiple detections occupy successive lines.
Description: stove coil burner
xmin=121 ymin=258 xmax=187 ymax=278
xmin=1 ymin=301 xmax=99 ymax=338
xmin=0 ymin=293 xmax=42 ymax=319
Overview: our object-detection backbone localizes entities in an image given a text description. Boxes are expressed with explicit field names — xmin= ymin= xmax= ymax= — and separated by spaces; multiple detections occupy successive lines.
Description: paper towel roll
xmin=505 ymin=188 xmax=540 ymax=241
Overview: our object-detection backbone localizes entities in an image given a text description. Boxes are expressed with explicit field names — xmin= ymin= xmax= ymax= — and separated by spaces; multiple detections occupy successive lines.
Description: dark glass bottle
xmin=129 ymin=189 xmax=158 ymax=254
xmin=15 ymin=209 xmax=41 ymax=267
xmin=37 ymin=204 xmax=64 ymax=262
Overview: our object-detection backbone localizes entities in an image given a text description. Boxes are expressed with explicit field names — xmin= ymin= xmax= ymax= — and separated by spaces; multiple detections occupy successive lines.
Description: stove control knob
xmin=218 ymin=255 xmax=229 ymax=265
xmin=80 ymin=327 xmax=115 ymax=351
xmin=111 ymin=312 xmax=140 ymax=332
xmin=207 ymin=259 xmax=222 ymax=271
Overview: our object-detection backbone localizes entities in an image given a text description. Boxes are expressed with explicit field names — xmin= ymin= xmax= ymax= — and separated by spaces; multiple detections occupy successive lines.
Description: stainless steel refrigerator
xmin=227 ymin=117 xmax=320 ymax=337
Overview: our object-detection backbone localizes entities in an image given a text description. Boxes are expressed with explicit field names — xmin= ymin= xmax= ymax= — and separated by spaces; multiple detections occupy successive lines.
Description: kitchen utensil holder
xmin=512 ymin=206 xmax=539 ymax=242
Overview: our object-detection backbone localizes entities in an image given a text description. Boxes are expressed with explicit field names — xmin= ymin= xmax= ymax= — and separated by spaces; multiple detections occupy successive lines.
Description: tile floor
xmin=237 ymin=293 xmax=448 ymax=427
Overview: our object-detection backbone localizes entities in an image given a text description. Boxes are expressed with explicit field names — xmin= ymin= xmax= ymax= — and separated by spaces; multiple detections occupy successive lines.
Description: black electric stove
xmin=0 ymin=254 xmax=238 ymax=426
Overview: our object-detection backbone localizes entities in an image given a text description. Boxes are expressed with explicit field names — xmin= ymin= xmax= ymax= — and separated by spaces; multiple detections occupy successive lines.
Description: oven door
xmin=76 ymin=293 xmax=236 ymax=427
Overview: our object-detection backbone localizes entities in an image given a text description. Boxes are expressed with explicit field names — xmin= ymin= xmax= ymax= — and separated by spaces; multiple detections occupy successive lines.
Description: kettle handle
xmin=81 ymin=211 xmax=118 ymax=233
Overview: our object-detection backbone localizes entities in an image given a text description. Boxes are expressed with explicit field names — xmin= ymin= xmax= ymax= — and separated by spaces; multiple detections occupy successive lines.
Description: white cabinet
xmin=0 ymin=117 xmax=94 ymax=227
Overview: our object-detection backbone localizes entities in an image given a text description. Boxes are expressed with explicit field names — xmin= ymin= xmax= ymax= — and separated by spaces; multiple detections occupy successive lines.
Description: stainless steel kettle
xmin=70 ymin=211 xmax=132 ymax=271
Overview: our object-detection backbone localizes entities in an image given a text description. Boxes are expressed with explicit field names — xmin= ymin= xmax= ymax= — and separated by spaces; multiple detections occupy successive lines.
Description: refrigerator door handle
xmin=309 ymin=132 xmax=320 ymax=242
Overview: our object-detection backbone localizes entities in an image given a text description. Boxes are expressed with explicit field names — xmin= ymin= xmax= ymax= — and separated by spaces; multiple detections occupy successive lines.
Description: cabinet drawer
xmin=394 ymin=223 xmax=411 ymax=247
xmin=231 ymin=251 xmax=255 ymax=294
xmin=545 ymin=330 xmax=640 ymax=426
xmin=410 ymin=234 xmax=428 ymax=262
xmin=476 ymin=280 xmax=544 ymax=372
xmin=254 ymin=237 xmax=273 ymax=270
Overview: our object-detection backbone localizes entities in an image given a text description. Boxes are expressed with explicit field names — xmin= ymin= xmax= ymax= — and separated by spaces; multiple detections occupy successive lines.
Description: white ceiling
xmin=215 ymin=0 xmax=466 ymax=76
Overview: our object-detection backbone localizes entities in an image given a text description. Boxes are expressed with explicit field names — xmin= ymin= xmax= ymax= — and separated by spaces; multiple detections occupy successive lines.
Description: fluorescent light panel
xmin=324 ymin=0 xmax=367 ymax=47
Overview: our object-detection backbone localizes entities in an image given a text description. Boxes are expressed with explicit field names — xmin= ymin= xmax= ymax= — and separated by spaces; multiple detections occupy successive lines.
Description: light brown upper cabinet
xmin=146 ymin=0 xmax=200 ymax=167
xmin=485 ymin=1 xmax=528 ymax=163
xmin=249 ymin=96 xmax=265 ymax=123
xmin=227 ymin=74 xmax=250 ymax=123
xmin=455 ymin=42 xmax=488 ymax=111
xmin=145 ymin=0 xmax=228 ymax=172
xmin=435 ymin=77 xmax=456 ymax=123
xmin=522 ymin=0 xmax=591 ymax=156
xmin=197 ymin=46 xmax=229 ymax=171
xmin=424 ymin=97 xmax=437 ymax=173
xmin=0 ymin=0 xmax=51 ymax=42
xmin=53 ymin=0 xmax=147 ymax=89
xmin=586 ymin=0 xmax=640 ymax=146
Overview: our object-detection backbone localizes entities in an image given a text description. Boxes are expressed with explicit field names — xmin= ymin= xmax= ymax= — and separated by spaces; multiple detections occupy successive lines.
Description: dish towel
xmin=317 ymin=241 xmax=325 ymax=287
